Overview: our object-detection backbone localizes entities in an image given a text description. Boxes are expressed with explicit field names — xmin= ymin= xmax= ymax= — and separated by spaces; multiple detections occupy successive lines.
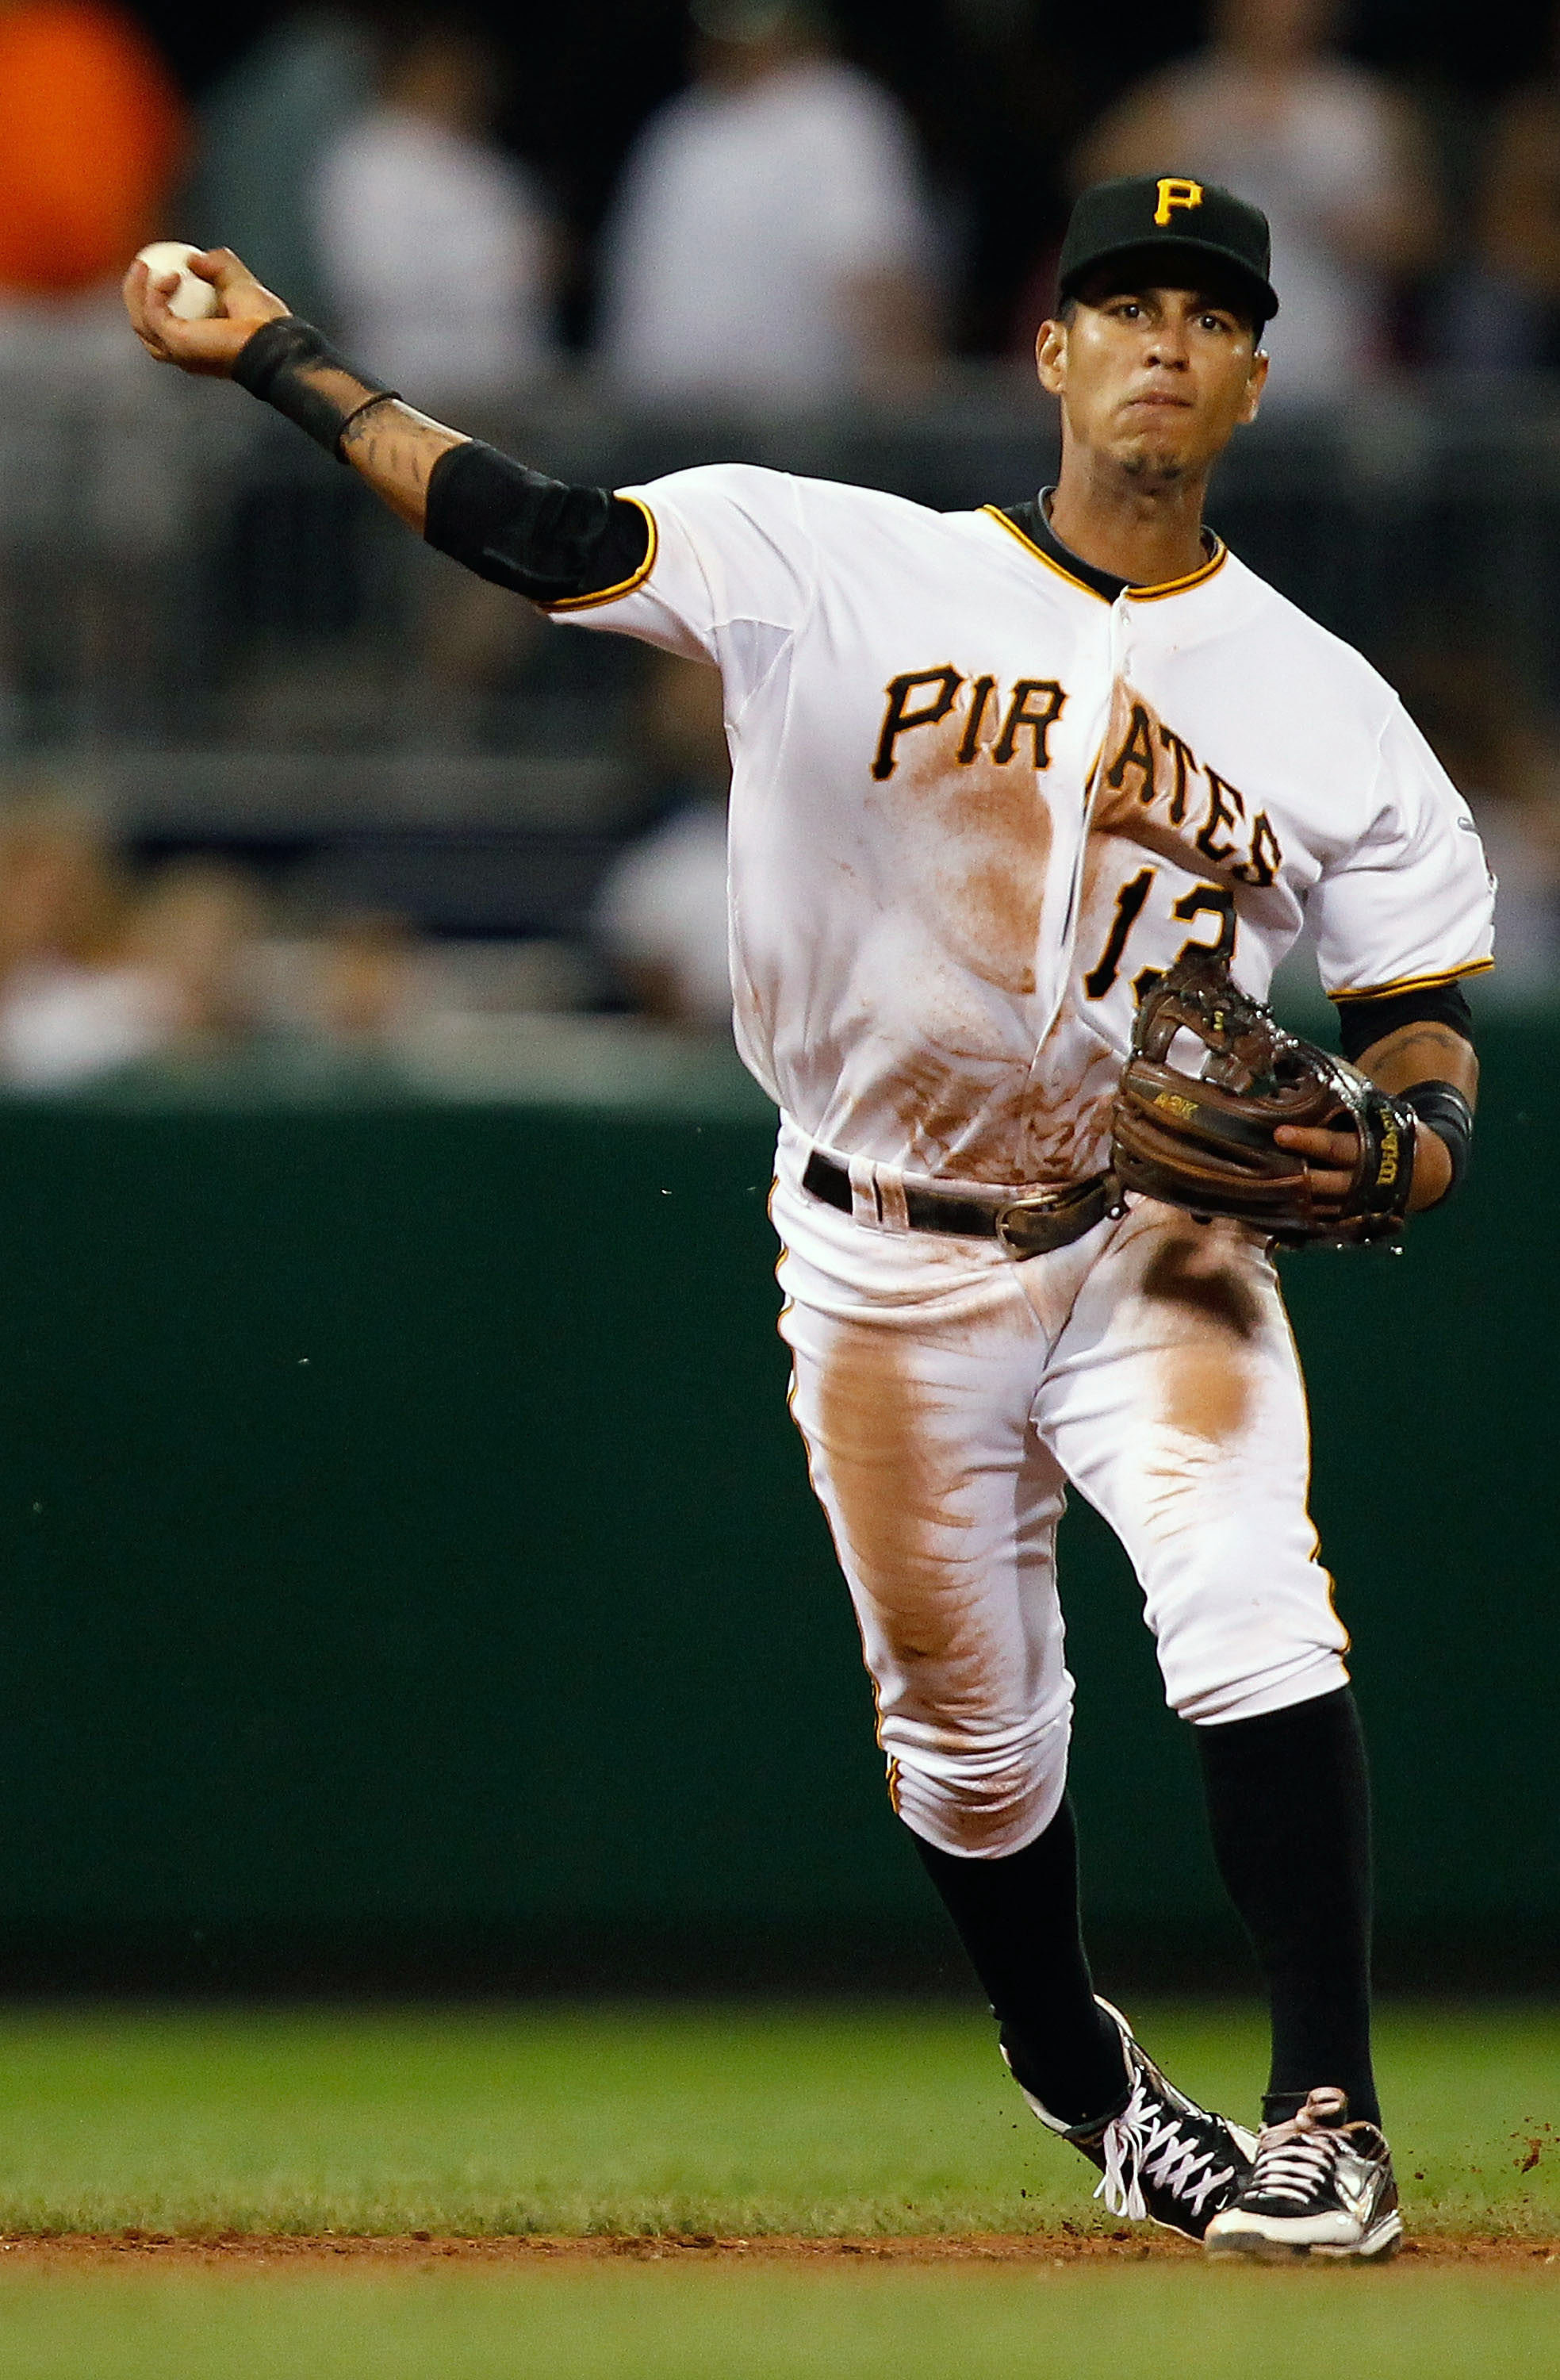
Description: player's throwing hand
xmin=122 ymin=248 xmax=288 ymax=378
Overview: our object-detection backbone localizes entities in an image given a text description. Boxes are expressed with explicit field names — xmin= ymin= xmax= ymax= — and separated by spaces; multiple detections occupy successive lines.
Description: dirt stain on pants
xmin=1140 ymin=1226 xmax=1263 ymax=1443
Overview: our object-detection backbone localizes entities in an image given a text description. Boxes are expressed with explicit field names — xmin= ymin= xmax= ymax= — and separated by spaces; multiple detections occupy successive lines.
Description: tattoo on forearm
xmin=1359 ymin=1018 xmax=1479 ymax=1104
xmin=341 ymin=401 xmax=462 ymax=479
xmin=339 ymin=400 xmax=467 ymax=530
xmin=1379 ymin=1026 xmax=1462 ymax=1069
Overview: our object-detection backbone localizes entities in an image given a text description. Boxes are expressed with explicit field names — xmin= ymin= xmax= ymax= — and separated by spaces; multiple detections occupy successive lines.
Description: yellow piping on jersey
xmin=1125 ymin=543 xmax=1228 ymax=600
xmin=1325 ymin=958 xmax=1493 ymax=1001
xmin=984 ymin=505 xmax=1110 ymax=601
xmin=539 ymin=495 xmax=658 ymax=612
xmin=981 ymin=505 xmax=1227 ymax=601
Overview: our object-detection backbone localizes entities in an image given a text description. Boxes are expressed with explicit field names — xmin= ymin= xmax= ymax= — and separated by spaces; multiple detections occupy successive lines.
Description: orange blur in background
xmin=0 ymin=0 xmax=185 ymax=295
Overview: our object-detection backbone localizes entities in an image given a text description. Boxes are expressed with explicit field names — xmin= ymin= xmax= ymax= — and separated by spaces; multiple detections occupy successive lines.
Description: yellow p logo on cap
xmin=1154 ymin=177 xmax=1204 ymax=226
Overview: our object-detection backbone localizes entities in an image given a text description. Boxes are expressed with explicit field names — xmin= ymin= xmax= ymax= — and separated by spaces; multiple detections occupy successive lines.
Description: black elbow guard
xmin=424 ymin=440 xmax=652 ymax=608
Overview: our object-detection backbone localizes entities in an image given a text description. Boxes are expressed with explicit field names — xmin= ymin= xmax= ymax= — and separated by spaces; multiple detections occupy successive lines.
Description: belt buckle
xmin=993 ymin=1174 xmax=1118 ymax=1260
xmin=994 ymin=1182 xmax=1079 ymax=1259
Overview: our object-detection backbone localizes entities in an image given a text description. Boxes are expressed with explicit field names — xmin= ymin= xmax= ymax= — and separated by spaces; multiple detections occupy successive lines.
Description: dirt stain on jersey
xmin=870 ymin=828 xmax=1133 ymax=1185
xmin=906 ymin=835 xmax=1144 ymax=1186
xmin=869 ymin=1013 xmax=1121 ymax=1192
xmin=1015 ymin=1038 xmax=1119 ymax=1184
xmin=865 ymin=826 xmax=1224 ymax=1188
xmin=875 ymin=743 xmax=1052 ymax=1000
xmin=876 ymin=1045 xmax=1043 ymax=1186
xmin=1140 ymin=1226 xmax=1263 ymax=1442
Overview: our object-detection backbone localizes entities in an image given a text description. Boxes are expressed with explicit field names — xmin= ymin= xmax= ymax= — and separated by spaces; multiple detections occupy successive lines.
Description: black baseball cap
xmin=1058 ymin=175 xmax=1278 ymax=327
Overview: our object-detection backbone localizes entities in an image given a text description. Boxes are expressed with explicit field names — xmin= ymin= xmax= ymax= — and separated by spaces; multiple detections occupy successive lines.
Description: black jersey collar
xmin=990 ymin=489 xmax=1225 ymax=603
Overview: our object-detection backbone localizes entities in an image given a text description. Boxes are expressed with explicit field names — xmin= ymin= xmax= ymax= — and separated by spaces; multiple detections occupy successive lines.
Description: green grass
xmin=0 ymin=1999 xmax=1550 ymax=2240
xmin=0 ymin=2003 xmax=1554 ymax=2380
xmin=0 ymin=2265 xmax=1558 ymax=2380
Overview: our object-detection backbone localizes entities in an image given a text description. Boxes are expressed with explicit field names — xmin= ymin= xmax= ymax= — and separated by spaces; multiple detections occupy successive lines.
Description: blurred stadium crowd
xmin=0 ymin=0 xmax=1557 ymax=1085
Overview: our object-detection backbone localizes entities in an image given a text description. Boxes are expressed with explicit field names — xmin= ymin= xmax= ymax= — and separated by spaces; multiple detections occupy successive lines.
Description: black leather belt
xmin=801 ymin=1150 xmax=1122 ymax=1259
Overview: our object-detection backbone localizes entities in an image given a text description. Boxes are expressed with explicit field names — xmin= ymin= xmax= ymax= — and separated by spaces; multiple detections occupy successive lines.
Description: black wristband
xmin=231 ymin=316 xmax=397 ymax=462
xmin=1400 ymin=1080 xmax=1474 ymax=1202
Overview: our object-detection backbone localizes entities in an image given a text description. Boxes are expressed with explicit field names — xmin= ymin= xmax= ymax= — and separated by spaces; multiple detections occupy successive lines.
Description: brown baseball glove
xmin=1110 ymin=950 xmax=1416 ymax=1247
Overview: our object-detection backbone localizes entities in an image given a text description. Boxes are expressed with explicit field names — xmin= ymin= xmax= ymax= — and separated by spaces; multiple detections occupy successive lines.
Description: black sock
xmin=912 ymin=1798 xmax=1127 ymax=2127
xmin=1195 ymin=1684 xmax=1380 ymax=2129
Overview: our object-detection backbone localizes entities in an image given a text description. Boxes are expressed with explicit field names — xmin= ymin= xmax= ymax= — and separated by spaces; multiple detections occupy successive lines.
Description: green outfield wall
xmin=0 ymin=1020 xmax=1551 ymax=1988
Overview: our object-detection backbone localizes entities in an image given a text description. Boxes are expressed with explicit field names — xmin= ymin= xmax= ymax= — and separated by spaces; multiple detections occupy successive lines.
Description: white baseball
xmin=135 ymin=241 xmax=220 ymax=322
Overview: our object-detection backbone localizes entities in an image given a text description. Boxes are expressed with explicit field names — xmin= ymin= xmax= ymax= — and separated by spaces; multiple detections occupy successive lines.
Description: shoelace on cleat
xmin=1095 ymin=2074 xmax=1239 ymax=2223
xmin=1244 ymin=2087 xmax=1357 ymax=2212
xmin=1244 ymin=2129 xmax=1347 ymax=2210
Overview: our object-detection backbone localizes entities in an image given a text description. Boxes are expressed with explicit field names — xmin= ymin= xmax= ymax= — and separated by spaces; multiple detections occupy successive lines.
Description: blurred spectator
xmin=0 ymin=816 xmax=274 ymax=1088
xmin=0 ymin=806 xmax=151 ymax=1084
xmin=0 ymin=0 xmax=185 ymax=303
xmin=313 ymin=15 xmax=558 ymax=409
xmin=183 ymin=8 xmax=373 ymax=332
xmin=312 ymin=908 xmax=418 ymax=1044
xmin=597 ymin=0 xmax=939 ymax=401
xmin=1447 ymin=6 xmax=1560 ymax=368
xmin=1075 ymin=0 xmax=1437 ymax=399
xmin=594 ymin=654 xmax=731 ymax=1031
xmin=123 ymin=857 xmax=265 ymax=1053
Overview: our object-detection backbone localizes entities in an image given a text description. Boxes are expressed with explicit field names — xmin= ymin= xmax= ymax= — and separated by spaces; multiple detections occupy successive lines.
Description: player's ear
xmin=1036 ymin=317 xmax=1066 ymax=395
xmin=1238 ymin=346 xmax=1269 ymax=425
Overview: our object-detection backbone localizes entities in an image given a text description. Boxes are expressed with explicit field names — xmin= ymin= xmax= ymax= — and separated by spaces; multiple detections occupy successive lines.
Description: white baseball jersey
xmin=557 ymin=465 xmax=1493 ymax=1189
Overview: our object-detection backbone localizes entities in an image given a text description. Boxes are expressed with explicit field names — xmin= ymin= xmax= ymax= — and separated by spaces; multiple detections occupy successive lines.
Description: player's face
xmin=1036 ymin=286 xmax=1267 ymax=486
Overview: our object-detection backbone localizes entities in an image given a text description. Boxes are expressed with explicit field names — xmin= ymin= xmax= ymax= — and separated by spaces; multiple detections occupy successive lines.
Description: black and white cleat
xmin=1203 ymin=2085 xmax=1403 ymax=2262
xmin=1014 ymin=1998 xmax=1258 ymax=2244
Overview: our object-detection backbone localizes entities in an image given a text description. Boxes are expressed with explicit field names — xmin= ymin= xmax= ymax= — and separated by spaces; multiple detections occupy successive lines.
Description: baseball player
xmin=125 ymin=170 xmax=1490 ymax=2263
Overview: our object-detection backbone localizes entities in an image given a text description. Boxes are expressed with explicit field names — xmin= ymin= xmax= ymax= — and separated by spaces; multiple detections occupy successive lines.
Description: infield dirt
xmin=0 ymin=2231 xmax=1554 ymax=2271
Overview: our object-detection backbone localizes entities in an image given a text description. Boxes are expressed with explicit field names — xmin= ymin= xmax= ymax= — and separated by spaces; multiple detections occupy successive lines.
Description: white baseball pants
xmin=772 ymin=1121 xmax=1349 ymax=1862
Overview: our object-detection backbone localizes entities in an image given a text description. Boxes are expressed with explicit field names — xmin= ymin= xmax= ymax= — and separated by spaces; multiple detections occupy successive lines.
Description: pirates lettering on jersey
xmin=1095 ymin=686 xmax=1284 ymax=889
xmin=873 ymin=666 xmax=1067 ymax=781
